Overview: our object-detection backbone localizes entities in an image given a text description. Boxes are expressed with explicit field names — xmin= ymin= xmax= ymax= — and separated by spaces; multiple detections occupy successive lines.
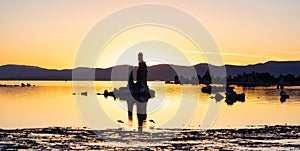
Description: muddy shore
xmin=1 ymin=125 xmax=300 ymax=150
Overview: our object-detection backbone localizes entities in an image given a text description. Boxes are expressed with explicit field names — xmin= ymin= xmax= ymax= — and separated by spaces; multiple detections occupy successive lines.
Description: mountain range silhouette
xmin=0 ymin=61 xmax=299 ymax=81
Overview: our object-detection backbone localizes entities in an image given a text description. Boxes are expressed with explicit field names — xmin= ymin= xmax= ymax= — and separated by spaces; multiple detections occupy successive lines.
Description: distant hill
xmin=0 ymin=64 xmax=72 ymax=80
xmin=224 ymin=61 xmax=300 ymax=77
xmin=0 ymin=61 xmax=299 ymax=81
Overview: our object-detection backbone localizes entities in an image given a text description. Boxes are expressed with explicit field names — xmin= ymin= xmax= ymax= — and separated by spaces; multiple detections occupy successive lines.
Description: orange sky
xmin=0 ymin=0 xmax=299 ymax=69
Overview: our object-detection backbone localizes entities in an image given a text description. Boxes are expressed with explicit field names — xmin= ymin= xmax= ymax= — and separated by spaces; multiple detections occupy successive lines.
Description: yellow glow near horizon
xmin=0 ymin=1 xmax=299 ymax=69
xmin=97 ymin=25 xmax=206 ymax=68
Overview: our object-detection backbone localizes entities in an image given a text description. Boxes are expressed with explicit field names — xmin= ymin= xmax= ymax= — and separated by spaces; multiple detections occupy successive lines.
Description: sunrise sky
xmin=1 ymin=0 xmax=299 ymax=69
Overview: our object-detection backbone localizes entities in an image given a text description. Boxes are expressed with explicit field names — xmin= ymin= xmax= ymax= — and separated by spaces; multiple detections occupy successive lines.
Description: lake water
xmin=0 ymin=81 xmax=300 ymax=130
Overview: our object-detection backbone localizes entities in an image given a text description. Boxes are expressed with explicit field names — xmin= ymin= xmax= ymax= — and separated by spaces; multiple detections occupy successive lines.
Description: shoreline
xmin=1 ymin=124 xmax=299 ymax=130
xmin=1 ymin=80 xmax=300 ymax=87
xmin=1 ymin=125 xmax=299 ymax=150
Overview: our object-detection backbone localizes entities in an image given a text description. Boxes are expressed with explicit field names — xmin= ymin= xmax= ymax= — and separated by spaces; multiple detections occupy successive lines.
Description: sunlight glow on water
xmin=0 ymin=81 xmax=299 ymax=129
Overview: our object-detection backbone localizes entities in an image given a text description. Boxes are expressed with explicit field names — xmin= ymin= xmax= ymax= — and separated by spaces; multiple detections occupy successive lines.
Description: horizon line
xmin=0 ymin=60 xmax=299 ymax=70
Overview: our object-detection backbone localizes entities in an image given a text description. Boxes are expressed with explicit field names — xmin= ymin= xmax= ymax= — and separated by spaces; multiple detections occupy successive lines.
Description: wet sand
xmin=1 ymin=125 xmax=300 ymax=150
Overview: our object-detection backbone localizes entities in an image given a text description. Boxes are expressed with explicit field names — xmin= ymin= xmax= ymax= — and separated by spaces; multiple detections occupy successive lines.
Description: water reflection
xmin=0 ymin=83 xmax=84 ymax=128
xmin=1 ymin=81 xmax=300 ymax=129
xmin=101 ymin=53 xmax=155 ymax=133
xmin=209 ymin=93 xmax=224 ymax=102
xmin=203 ymin=85 xmax=246 ymax=105
xmin=280 ymin=89 xmax=290 ymax=103
xmin=225 ymin=86 xmax=246 ymax=105
xmin=207 ymin=84 xmax=293 ymax=105
xmin=101 ymin=86 xmax=155 ymax=132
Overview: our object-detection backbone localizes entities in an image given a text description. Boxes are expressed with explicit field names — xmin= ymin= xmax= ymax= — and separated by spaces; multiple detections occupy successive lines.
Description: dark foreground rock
xmin=0 ymin=125 xmax=299 ymax=150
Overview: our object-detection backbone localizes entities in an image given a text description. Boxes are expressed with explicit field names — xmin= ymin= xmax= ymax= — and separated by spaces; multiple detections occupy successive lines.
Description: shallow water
xmin=0 ymin=81 xmax=300 ymax=130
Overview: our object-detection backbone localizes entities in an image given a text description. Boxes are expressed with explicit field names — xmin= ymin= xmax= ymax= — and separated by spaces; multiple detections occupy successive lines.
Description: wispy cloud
xmin=183 ymin=50 xmax=268 ymax=58
xmin=262 ymin=49 xmax=300 ymax=54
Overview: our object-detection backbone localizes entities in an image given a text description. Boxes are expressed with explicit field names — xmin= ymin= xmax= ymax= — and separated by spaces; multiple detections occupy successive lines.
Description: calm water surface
xmin=0 ymin=81 xmax=300 ymax=129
